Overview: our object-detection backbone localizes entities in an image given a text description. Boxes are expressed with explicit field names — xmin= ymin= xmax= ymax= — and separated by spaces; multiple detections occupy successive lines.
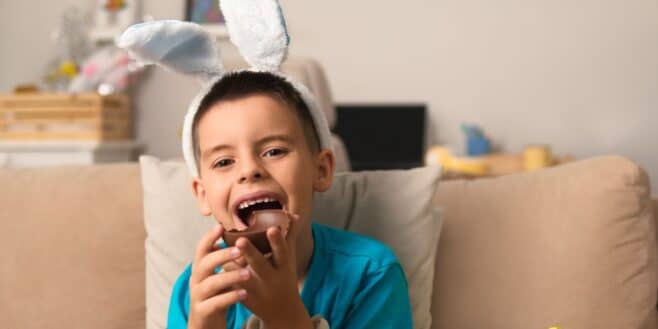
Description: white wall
xmin=1 ymin=0 xmax=657 ymax=189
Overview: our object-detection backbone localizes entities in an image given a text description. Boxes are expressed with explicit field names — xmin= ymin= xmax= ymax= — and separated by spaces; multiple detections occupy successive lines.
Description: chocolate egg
xmin=222 ymin=209 xmax=290 ymax=254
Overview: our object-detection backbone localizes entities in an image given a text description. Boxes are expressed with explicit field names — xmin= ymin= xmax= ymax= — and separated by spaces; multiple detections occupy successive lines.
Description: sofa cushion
xmin=432 ymin=156 xmax=657 ymax=329
xmin=139 ymin=155 xmax=443 ymax=329
xmin=0 ymin=164 xmax=145 ymax=329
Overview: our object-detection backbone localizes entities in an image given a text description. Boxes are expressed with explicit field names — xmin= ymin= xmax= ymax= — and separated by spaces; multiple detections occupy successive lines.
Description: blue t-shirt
xmin=167 ymin=222 xmax=413 ymax=328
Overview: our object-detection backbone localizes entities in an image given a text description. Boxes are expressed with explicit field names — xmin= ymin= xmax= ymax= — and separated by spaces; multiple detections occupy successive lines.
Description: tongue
xmin=241 ymin=201 xmax=282 ymax=226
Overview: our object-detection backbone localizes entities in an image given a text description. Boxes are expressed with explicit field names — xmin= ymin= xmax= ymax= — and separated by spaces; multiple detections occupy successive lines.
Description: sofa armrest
xmin=0 ymin=164 xmax=145 ymax=329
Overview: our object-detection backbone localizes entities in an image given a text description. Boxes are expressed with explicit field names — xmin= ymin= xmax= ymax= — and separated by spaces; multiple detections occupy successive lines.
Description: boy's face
xmin=191 ymin=94 xmax=334 ymax=232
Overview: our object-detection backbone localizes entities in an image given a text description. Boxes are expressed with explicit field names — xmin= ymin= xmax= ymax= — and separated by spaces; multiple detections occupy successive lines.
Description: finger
xmin=222 ymin=257 xmax=247 ymax=272
xmin=267 ymin=226 xmax=288 ymax=267
xmin=282 ymin=211 xmax=298 ymax=236
xmin=234 ymin=256 xmax=248 ymax=267
xmin=286 ymin=213 xmax=302 ymax=251
xmin=235 ymin=237 xmax=271 ymax=278
xmin=193 ymin=225 xmax=223 ymax=265
xmin=196 ymin=289 xmax=247 ymax=318
xmin=191 ymin=225 xmax=224 ymax=283
xmin=192 ymin=246 xmax=242 ymax=283
xmin=195 ymin=268 xmax=250 ymax=300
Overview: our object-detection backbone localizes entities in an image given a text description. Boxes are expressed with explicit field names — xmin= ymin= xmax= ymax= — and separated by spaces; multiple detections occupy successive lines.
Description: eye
xmin=263 ymin=148 xmax=288 ymax=158
xmin=213 ymin=158 xmax=234 ymax=168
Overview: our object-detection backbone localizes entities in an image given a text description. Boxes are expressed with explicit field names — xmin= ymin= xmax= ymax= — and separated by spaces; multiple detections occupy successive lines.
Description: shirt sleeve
xmin=167 ymin=264 xmax=192 ymax=329
xmin=344 ymin=262 xmax=413 ymax=329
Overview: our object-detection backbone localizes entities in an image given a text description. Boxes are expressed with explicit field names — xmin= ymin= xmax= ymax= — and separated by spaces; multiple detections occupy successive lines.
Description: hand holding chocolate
xmin=222 ymin=209 xmax=290 ymax=254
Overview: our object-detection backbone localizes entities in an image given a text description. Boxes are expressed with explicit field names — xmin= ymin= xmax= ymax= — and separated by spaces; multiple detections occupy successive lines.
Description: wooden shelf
xmin=0 ymin=140 xmax=143 ymax=168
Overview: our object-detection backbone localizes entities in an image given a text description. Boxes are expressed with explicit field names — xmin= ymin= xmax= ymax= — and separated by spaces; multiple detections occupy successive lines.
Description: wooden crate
xmin=0 ymin=93 xmax=131 ymax=141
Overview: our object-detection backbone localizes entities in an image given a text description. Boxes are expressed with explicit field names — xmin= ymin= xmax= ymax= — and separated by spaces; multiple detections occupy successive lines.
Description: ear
xmin=220 ymin=0 xmax=290 ymax=71
xmin=117 ymin=20 xmax=224 ymax=83
xmin=313 ymin=149 xmax=335 ymax=192
xmin=191 ymin=178 xmax=212 ymax=216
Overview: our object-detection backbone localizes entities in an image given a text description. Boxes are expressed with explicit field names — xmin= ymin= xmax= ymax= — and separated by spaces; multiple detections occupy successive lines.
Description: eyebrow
xmin=257 ymin=134 xmax=294 ymax=146
xmin=201 ymin=134 xmax=294 ymax=161
xmin=202 ymin=144 xmax=233 ymax=161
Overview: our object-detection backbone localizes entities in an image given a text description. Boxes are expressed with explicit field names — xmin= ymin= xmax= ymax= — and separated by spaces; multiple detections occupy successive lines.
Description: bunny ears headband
xmin=117 ymin=0 xmax=333 ymax=178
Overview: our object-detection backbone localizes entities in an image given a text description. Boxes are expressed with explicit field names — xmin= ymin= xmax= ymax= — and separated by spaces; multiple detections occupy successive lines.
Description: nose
xmin=237 ymin=157 xmax=265 ymax=184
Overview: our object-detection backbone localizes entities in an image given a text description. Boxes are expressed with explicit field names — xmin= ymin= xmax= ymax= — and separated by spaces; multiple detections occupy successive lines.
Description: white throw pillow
xmin=139 ymin=155 xmax=443 ymax=329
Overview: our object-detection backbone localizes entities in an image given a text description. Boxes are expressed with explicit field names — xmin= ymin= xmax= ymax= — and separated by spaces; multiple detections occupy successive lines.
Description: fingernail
xmin=231 ymin=247 xmax=241 ymax=258
xmin=237 ymin=289 xmax=247 ymax=300
xmin=239 ymin=269 xmax=250 ymax=279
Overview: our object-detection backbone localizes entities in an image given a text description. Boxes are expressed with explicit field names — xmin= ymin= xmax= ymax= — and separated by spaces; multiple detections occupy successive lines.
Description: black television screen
xmin=334 ymin=104 xmax=426 ymax=171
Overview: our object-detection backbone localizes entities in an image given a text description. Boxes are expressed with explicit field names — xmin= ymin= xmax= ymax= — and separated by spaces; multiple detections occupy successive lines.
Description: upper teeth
xmin=238 ymin=197 xmax=277 ymax=210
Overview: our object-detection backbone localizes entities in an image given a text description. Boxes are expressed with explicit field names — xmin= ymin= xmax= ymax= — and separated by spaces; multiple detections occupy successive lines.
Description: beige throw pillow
xmin=139 ymin=155 xmax=442 ymax=329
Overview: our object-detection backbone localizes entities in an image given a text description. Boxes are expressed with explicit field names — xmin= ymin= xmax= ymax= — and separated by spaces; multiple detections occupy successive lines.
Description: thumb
xmin=284 ymin=212 xmax=302 ymax=250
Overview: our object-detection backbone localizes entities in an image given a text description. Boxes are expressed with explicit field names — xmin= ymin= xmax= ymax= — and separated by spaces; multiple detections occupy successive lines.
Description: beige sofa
xmin=1 ymin=155 xmax=656 ymax=328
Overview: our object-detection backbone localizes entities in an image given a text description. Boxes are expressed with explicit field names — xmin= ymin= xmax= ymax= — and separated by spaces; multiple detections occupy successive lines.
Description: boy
xmin=166 ymin=71 xmax=413 ymax=328
xmin=116 ymin=1 xmax=413 ymax=327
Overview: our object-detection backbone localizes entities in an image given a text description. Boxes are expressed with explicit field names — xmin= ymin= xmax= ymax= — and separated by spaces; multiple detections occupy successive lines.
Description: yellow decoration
xmin=450 ymin=157 xmax=489 ymax=176
xmin=425 ymin=146 xmax=489 ymax=176
xmin=424 ymin=146 xmax=453 ymax=167
xmin=57 ymin=61 xmax=78 ymax=78
xmin=523 ymin=144 xmax=553 ymax=171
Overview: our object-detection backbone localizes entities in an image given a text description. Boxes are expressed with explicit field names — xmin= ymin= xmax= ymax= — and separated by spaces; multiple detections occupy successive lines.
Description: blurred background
xmin=0 ymin=0 xmax=656 ymax=188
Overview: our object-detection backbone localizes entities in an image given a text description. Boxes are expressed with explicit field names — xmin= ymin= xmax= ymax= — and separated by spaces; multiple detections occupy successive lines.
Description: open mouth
xmin=235 ymin=197 xmax=283 ymax=228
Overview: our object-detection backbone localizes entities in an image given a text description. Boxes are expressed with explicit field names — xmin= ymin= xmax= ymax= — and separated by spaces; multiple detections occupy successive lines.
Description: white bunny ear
xmin=220 ymin=0 xmax=290 ymax=72
xmin=116 ymin=20 xmax=224 ymax=82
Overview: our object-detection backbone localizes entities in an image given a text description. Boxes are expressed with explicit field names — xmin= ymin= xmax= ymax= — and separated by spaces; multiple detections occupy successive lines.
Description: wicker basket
xmin=0 ymin=93 xmax=131 ymax=141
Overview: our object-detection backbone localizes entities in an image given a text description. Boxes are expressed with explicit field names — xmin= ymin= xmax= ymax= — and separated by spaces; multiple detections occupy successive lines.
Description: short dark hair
xmin=192 ymin=71 xmax=321 ymax=168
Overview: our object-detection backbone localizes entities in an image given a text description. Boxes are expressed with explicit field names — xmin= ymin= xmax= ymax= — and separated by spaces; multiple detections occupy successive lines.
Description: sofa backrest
xmin=431 ymin=156 xmax=657 ymax=329
xmin=1 ymin=157 xmax=656 ymax=329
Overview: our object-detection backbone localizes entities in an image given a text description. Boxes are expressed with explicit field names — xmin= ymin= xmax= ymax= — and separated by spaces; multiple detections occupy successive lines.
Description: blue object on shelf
xmin=467 ymin=137 xmax=491 ymax=156
xmin=461 ymin=123 xmax=491 ymax=156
